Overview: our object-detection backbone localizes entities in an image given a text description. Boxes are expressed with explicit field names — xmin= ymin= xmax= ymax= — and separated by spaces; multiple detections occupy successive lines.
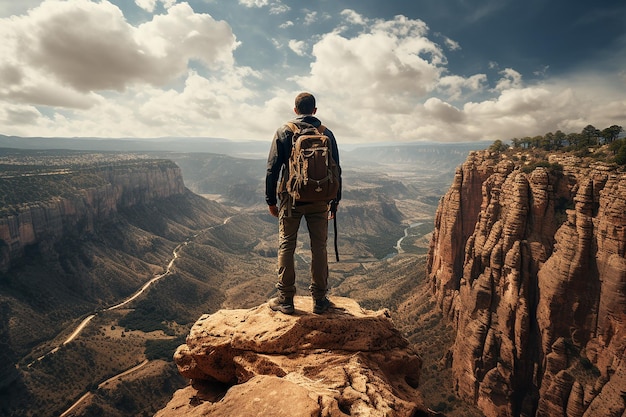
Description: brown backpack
xmin=283 ymin=122 xmax=340 ymax=204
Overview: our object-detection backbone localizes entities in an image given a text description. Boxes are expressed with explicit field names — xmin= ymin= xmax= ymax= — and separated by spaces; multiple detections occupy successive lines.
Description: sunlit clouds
xmin=0 ymin=1 xmax=624 ymax=143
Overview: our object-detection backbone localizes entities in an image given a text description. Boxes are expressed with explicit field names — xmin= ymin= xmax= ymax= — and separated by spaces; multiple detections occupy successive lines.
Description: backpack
xmin=283 ymin=122 xmax=340 ymax=204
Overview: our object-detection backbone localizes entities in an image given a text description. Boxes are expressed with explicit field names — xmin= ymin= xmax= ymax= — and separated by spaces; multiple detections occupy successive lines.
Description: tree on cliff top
xmin=488 ymin=139 xmax=509 ymax=153
xmin=509 ymin=124 xmax=624 ymax=154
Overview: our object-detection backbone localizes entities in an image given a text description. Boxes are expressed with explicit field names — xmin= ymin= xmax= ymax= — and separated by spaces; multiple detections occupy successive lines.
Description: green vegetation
xmin=488 ymin=139 xmax=509 ymax=153
xmin=520 ymin=161 xmax=564 ymax=174
xmin=118 ymin=306 xmax=178 ymax=334
xmin=562 ymin=338 xmax=601 ymax=384
xmin=612 ymin=139 xmax=626 ymax=165
xmin=145 ymin=337 xmax=185 ymax=361
xmin=0 ymin=173 xmax=105 ymax=210
xmin=508 ymin=124 xmax=625 ymax=165
xmin=0 ymin=158 xmax=179 ymax=211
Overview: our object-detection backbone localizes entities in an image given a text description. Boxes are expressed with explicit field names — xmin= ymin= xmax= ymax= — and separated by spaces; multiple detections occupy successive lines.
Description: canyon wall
xmin=0 ymin=160 xmax=186 ymax=273
xmin=428 ymin=150 xmax=626 ymax=416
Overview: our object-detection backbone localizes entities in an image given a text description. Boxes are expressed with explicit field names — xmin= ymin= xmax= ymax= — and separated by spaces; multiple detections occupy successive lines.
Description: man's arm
xmin=266 ymin=127 xmax=289 ymax=215
xmin=327 ymin=128 xmax=342 ymax=204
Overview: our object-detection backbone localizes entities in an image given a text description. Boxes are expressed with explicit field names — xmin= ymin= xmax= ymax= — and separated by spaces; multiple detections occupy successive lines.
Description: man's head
xmin=294 ymin=92 xmax=316 ymax=115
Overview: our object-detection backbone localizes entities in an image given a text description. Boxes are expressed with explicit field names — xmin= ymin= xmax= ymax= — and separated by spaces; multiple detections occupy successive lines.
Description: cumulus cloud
xmin=438 ymin=74 xmax=487 ymax=101
xmin=341 ymin=9 xmax=367 ymax=26
xmin=294 ymin=12 xmax=451 ymax=115
xmin=238 ymin=0 xmax=270 ymax=7
xmin=424 ymin=98 xmax=465 ymax=123
xmin=0 ymin=0 xmax=239 ymax=101
xmin=135 ymin=0 xmax=157 ymax=12
xmin=135 ymin=0 xmax=177 ymax=13
xmin=269 ymin=4 xmax=289 ymax=14
xmin=494 ymin=68 xmax=523 ymax=91
xmin=238 ymin=0 xmax=289 ymax=15
xmin=138 ymin=67 xmax=260 ymax=125
xmin=290 ymin=10 xmax=625 ymax=142
xmin=0 ymin=0 xmax=41 ymax=17
xmin=1 ymin=3 xmax=624 ymax=143
xmin=303 ymin=10 xmax=318 ymax=26
xmin=0 ymin=0 xmax=262 ymax=138
xmin=442 ymin=36 xmax=460 ymax=51
xmin=288 ymin=40 xmax=307 ymax=56
xmin=1 ymin=104 xmax=41 ymax=126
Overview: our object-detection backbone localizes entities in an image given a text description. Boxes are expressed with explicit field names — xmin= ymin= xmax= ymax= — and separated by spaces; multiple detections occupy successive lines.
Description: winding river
xmin=384 ymin=221 xmax=424 ymax=259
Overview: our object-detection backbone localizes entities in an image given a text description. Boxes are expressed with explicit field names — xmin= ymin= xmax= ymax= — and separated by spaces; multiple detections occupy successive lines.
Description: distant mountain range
xmin=0 ymin=134 xmax=268 ymax=158
xmin=0 ymin=134 xmax=491 ymax=162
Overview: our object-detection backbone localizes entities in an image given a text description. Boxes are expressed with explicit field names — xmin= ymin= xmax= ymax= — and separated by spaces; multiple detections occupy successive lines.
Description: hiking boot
xmin=269 ymin=296 xmax=295 ymax=315
xmin=313 ymin=297 xmax=332 ymax=314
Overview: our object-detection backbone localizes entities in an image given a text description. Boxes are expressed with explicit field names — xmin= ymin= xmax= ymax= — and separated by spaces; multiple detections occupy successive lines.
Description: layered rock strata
xmin=428 ymin=150 xmax=626 ymax=416
xmin=0 ymin=160 xmax=185 ymax=272
xmin=162 ymin=297 xmax=436 ymax=417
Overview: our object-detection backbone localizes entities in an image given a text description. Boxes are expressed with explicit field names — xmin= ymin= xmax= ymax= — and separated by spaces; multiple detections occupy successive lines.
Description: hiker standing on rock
xmin=265 ymin=92 xmax=342 ymax=315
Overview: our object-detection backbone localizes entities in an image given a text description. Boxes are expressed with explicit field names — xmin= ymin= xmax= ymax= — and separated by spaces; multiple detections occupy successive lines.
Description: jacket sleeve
xmin=326 ymin=128 xmax=342 ymax=203
xmin=265 ymin=128 xmax=287 ymax=206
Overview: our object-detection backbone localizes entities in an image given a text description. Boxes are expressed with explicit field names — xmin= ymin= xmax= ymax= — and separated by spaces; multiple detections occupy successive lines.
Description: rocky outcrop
xmin=160 ymin=297 xmax=437 ymax=417
xmin=428 ymin=150 xmax=626 ymax=416
xmin=0 ymin=160 xmax=185 ymax=273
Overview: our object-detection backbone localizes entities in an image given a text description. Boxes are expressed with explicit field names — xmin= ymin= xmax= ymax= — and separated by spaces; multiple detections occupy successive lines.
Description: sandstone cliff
xmin=0 ymin=160 xmax=186 ymax=273
xmin=160 ymin=296 xmax=439 ymax=417
xmin=428 ymin=149 xmax=626 ymax=416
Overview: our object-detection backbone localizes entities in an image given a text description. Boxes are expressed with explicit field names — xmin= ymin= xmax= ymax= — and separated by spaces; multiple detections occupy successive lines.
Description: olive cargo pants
xmin=276 ymin=200 xmax=329 ymax=300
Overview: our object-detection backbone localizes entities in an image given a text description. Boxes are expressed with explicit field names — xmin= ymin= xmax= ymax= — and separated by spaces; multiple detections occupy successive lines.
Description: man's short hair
xmin=295 ymin=92 xmax=316 ymax=114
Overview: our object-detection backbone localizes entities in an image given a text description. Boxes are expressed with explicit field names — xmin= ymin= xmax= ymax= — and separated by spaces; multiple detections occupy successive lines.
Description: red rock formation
xmin=162 ymin=297 xmax=438 ymax=417
xmin=427 ymin=151 xmax=500 ymax=317
xmin=0 ymin=160 xmax=185 ymax=272
xmin=428 ymin=150 xmax=626 ymax=416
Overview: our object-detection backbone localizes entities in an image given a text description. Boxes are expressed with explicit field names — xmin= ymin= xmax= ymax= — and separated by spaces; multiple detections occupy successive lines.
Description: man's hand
xmin=328 ymin=201 xmax=338 ymax=220
xmin=268 ymin=204 xmax=279 ymax=217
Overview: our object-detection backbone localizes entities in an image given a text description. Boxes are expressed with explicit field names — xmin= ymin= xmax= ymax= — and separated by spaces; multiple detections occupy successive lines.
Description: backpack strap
xmin=285 ymin=122 xmax=325 ymax=135
xmin=283 ymin=122 xmax=299 ymax=216
xmin=285 ymin=122 xmax=300 ymax=135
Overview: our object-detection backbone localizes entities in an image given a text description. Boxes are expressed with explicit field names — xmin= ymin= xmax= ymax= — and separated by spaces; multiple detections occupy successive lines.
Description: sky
xmin=0 ymin=0 xmax=625 ymax=144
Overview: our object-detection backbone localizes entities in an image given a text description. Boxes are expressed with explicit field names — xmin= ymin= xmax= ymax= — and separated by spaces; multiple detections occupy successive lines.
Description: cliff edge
xmin=0 ymin=159 xmax=186 ymax=273
xmin=428 ymin=149 xmax=626 ymax=417
xmin=158 ymin=296 xmax=438 ymax=417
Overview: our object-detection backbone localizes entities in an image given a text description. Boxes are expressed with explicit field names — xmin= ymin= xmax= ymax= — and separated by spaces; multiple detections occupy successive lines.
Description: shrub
xmin=145 ymin=337 xmax=185 ymax=361
xmin=615 ymin=142 xmax=626 ymax=165
xmin=521 ymin=161 xmax=563 ymax=174
xmin=432 ymin=401 xmax=448 ymax=412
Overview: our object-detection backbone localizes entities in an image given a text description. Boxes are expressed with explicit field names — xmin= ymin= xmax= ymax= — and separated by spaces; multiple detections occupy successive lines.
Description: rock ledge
xmin=157 ymin=296 xmax=435 ymax=417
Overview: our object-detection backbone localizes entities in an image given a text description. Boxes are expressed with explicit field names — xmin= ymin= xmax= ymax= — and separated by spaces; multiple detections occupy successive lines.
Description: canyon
xmin=0 ymin=158 xmax=186 ymax=273
xmin=6 ymin=141 xmax=624 ymax=417
xmin=1 ymin=146 xmax=457 ymax=417
xmin=0 ymin=152 xmax=241 ymax=416
xmin=428 ymin=148 xmax=626 ymax=416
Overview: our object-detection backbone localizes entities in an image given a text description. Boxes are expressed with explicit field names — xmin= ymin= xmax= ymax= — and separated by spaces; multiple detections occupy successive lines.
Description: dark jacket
xmin=265 ymin=114 xmax=342 ymax=206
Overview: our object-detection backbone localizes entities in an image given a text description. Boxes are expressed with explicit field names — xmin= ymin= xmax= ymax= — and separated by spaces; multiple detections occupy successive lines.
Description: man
xmin=265 ymin=92 xmax=342 ymax=314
